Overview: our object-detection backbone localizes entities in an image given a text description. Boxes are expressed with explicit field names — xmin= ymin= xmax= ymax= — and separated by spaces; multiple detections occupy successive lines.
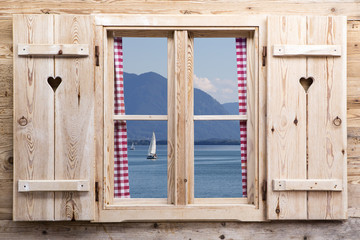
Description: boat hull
xmin=147 ymin=154 xmax=157 ymax=160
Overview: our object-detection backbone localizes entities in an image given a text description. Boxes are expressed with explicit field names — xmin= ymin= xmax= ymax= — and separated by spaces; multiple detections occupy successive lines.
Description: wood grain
xmin=174 ymin=31 xmax=188 ymax=205
xmin=1 ymin=219 xmax=360 ymax=240
xmin=273 ymin=44 xmax=341 ymax=56
xmin=307 ymin=16 xmax=347 ymax=220
xmin=167 ymin=34 xmax=176 ymax=205
xmin=1 ymin=1 xmax=360 ymax=18
xmin=267 ymin=16 xmax=307 ymax=220
xmin=103 ymin=31 xmax=115 ymax=206
xmin=13 ymin=14 xmax=55 ymax=221
xmin=94 ymin=24 xmax=104 ymax=221
xmin=54 ymin=15 xmax=95 ymax=221
xmin=18 ymin=44 xmax=89 ymax=56
xmin=273 ymin=179 xmax=342 ymax=191
xmin=18 ymin=180 xmax=90 ymax=192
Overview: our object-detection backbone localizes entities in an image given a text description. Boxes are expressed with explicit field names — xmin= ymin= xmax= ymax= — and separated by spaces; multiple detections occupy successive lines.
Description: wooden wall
xmin=1 ymin=0 xmax=360 ymax=239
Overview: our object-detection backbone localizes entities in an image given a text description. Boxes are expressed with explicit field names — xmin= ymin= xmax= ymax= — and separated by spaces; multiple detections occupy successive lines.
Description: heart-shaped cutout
xmin=47 ymin=76 xmax=62 ymax=92
xmin=299 ymin=77 xmax=314 ymax=93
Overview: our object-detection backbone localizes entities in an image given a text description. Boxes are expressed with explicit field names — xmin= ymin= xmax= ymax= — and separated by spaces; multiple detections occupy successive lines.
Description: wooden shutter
xmin=13 ymin=14 xmax=95 ymax=221
xmin=267 ymin=16 xmax=347 ymax=220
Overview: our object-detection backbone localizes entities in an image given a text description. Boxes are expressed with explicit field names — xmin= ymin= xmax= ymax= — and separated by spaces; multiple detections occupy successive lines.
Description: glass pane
xmin=193 ymin=38 xmax=239 ymax=115
xmin=122 ymin=37 xmax=168 ymax=115
xmin=194 ymin=120 xmax=243 ymax=198
xmin=127 ymin=121 xmax=167 ymax=198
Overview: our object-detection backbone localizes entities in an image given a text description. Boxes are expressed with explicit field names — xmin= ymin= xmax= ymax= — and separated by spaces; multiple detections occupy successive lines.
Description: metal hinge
xmin=95 ymin=181 xmax=99 ymax=202
xmin=262 ymin=46 xmax=267 ymax=67
xmin=262 ymin=180 xmax=267 ymax=201
xmin=95 ymin=46 xmax=100 ymax=66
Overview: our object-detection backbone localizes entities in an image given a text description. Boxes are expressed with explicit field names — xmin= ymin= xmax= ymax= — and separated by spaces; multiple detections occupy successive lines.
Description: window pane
xmin=193 ymin=38 xmax=239 ymax=115
xmin=122 ymin=37 xmax=168 ymax=115
xmin=194 ymin=120 xmax=243 ymax=198
xmin=127 ymin=120 xmax=167 ymax=198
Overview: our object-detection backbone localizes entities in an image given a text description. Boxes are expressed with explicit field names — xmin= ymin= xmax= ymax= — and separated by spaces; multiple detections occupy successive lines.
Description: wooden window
xmin=97 ymin=16 xmax=265 ymax=222
xmin=13 ymin=14 xmax=347 ymax=222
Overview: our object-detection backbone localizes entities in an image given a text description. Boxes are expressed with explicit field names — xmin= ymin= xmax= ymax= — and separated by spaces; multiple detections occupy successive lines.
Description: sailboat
xmin=147 ymin=132 xmax=157 ymax=160
xmin=130 ymin=142 xmax=135 ymax=150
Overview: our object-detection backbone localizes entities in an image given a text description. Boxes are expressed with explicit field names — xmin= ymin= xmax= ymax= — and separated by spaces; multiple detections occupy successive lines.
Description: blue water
xmin=127 ymin=145 xmax=243 ymax=198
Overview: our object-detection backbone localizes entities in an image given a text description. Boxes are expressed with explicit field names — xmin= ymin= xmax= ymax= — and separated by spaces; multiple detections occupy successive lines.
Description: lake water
xmin=127 ymin=145 xmax=243 ymax=198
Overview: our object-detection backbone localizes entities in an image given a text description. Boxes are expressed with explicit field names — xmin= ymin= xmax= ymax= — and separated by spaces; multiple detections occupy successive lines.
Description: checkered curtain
xmin=114 ymin=37 xmax=130 ymax=198
xmin=236 ymin=38 xmax=247 ymax=197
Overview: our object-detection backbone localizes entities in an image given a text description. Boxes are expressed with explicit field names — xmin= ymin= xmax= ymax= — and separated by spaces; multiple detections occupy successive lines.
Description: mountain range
xmin=123 ymin=72 xmax=240 ymax=143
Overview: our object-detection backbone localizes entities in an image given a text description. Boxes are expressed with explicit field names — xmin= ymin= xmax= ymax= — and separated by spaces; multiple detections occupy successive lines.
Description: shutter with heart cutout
xmin=267 ymin=16 xmax=347 ymax=220
xmin=13 ymin=14 xmax=95 ymax=221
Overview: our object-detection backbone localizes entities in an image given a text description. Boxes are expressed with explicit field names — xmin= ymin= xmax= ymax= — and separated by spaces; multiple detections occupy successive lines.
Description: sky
xmin=123 ymin=37 xmax=238 ymax=104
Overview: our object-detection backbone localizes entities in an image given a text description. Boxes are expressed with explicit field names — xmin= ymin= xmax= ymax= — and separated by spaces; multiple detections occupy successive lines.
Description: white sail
xmin=148 ymin=132 xmax=156 ymax=156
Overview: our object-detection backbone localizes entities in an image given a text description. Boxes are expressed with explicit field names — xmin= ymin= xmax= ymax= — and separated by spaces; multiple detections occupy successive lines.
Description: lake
xmin=127 ymin=144 xmax=243 ymax=198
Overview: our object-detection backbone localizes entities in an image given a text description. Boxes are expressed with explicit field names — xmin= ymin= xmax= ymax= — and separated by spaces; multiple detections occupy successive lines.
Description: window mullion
xmin=172 ymin=30 xmax=193 ymax=205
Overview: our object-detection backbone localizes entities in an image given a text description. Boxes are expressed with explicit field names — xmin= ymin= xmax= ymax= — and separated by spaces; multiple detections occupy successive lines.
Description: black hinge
xmin=95 ymin=181 xmax=99 ymax=202
xmin=95 ymin=46 xmax=100 ymax=66
xmin=262 ymin=46 xmax=267 ymax=67
xmin=262 ymin=180 xmax=267 ymax=201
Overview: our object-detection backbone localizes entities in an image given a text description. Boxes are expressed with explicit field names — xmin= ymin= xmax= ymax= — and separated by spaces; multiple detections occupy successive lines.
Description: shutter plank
xmin=267 ymin=16 xmax=307 ymax=220
xmin=307 ymin=16 xmax=347 ymax=220
xmin=13 ymin=15 xmax=55 ymax=221
xmin=54 ymin=15 xmax=95 ymax=221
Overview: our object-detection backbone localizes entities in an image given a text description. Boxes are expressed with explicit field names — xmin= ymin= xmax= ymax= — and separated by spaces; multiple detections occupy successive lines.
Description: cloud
xmin=193 ymin=74 xmax=216 ymax=93
xmin=194 ymin=74 xmax=239 ymax=103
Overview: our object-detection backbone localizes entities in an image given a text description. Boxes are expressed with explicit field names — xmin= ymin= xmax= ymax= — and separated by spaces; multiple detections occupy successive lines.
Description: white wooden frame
xmin=94 ymin=15 xmax=267 ymax=222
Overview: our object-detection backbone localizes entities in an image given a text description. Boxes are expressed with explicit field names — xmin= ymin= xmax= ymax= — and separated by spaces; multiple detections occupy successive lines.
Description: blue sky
xmin=123 ymin=37 xmax=238 ymax=104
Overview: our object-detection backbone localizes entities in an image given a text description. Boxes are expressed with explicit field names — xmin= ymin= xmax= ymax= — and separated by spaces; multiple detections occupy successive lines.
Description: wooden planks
xmin=267 ymin=16 xmax=347 ymax=220
xmin=267 ymin=16 xmax=308 ymax=220
xmin=54 ymin=15 xmax=95 ymax=221
xmin=307 ymin=16 xmax=347 ymax=220
xmin=18 ymin=180 xmax=90 ymax=192
xmin=273 ymin=45 xmax=341 ymax=56
xmin=13 ymin=14 xmax=55 ymax=221
xmin=18 ymin=44 xmax=89 ymax=56
xmin=273 ymin=179 xmax=342 ymax=191
xmin=13 ymin=14 xmax=95 ymax=221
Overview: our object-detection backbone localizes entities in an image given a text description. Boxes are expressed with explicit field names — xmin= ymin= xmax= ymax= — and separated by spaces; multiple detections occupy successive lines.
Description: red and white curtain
xmin=114 ymin=37 xmax=130 ymax=198
xmin=236 ymin=38 xmax=247 ymax=197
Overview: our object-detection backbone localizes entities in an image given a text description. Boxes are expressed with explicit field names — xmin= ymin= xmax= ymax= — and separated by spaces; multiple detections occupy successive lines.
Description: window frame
xmin=95 ymin=14 xmax=267 ymax=222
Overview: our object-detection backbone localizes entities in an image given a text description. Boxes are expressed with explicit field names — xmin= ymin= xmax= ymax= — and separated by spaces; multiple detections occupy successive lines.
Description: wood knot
xmin=58 ymin=50 xmax=63 ymax=55
xmin=184 ymin=179 xmax=188 ymax=183
xmin=333 ymin=116 xmax=342 ymax=126
xmin=18 ymin=116 xmax=28 ymax=126
xmin=271 ymin=127 xmax=275 ymax=133
xmin=331 ymin=7 xmax=336 ymax=12
xmin=7 ymin=157 xmax=13 ymax=165
xmin=219 ymin=235 xmax=225 ymax=239
xmin=40 ymin=9 xmax=51 ymax=14
xmin=294 ymin=118 xmax=298 ymax=126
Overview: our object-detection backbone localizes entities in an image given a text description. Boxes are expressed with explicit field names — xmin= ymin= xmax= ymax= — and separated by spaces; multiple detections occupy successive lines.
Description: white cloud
xmin=193 ymin=74 xmax=216 ymax=93
xmin=193 ymin=75 xmax=238 ymax=103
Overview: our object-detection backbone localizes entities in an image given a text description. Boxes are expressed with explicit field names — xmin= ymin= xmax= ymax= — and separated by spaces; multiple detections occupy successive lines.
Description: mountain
xmin=123 ymin=72 xmax=241 ymax=143
xmin=222 ymin=102 xmax=239 ymax=115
